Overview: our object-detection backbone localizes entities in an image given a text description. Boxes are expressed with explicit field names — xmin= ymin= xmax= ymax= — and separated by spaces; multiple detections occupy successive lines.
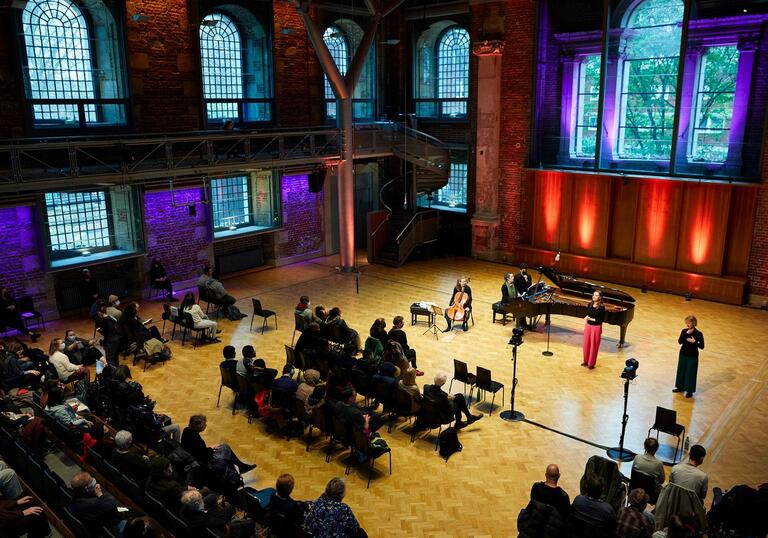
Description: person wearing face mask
xmin=106 ymin=295 xmax=123 ymax=320
xmin=49 ymin=338 xmax=92 ymax=382
xmin=63 ymin=329 xmax=105 ymax=366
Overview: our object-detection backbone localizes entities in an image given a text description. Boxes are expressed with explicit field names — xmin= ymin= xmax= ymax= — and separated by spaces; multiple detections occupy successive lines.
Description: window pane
xmin=437 ymin=27 xmax=469 ymax=118
xmin=419 ymin=153 xmax=468 ymax=212
xmin=323 ymin=26 xmax=348 ymax=121
xmin=200 ymin=13 xmax=243 ymax=122
xmin=44 ymin=190 xmax=110 ymax=251
xmin=211 ymin=176 xmax=251 ymax=230
xmin=572 ymin=55 xmax=602 ymax=158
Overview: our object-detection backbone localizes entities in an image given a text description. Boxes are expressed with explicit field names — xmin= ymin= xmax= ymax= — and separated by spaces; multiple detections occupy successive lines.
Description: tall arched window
xmin=199 ymin=8 xmax=273 ymax=126
xmin=437 ymin=27 xmax=470 ymax=118
xmin=18 ymin=0 xmax=127 ymax=130
xmin=617 ymin=0 xmax=684 ymax=160
xmin=200 ymin=13 xmax=243 ymax=122
xmin=323 ymin=25 xmax=348 ymax=120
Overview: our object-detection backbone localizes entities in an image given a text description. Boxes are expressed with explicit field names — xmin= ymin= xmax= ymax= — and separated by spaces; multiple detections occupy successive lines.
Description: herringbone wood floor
xmin=49 ymin=255 xmax=768 ymax=537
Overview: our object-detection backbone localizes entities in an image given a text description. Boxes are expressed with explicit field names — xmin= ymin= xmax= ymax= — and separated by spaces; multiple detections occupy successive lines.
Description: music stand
xmin=423 ymin=306 xmax=443 ymax=339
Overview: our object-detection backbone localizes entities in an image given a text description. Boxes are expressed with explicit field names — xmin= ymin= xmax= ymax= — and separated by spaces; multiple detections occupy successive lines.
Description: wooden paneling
xmin=608 ymin=179 xmax=639 ymax=260
xmin=676 ymin=184 xmax=732 ymax=275
xmin=724 ymin=187 xmax=759 ymax=276
xmin=569 ymin=173 xmax=611 ymax=258
xmin=633 ymin=180 xmax=684 ymax=269
xmin=532 ymin=170 xmax=572 ymax=251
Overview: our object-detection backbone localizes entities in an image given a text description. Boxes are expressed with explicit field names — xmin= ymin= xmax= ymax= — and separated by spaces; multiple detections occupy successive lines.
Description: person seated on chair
xmin=106 ymin=294 xmax=123 ymax=321
xmin=369 ymin=318 xmax=388 ymax=347
xmin=70 ymin=472 xmax=126 ymax=536
xmin=110 ymin=430 xmax=150 ymax=482
xmin=180 ymin=293 xmax=220 ymax=343
xmin=0 ymin=458 xmax=24 ymax=500
xmin=616 ymin=488 xmax=655 ymax=538
xmin=652 ymin=514 xmax=693 ymax=538
xmin=444 ymin=277 xmax=472 ymax=332
xmin=181 ymin=415 xmax=256 ymax=485
xmin=49 ymin=337 xmax=91 ymax=383
xmin=63 ymin=328 xmax=105 ymax=365
xmin=514 ymin=264 xmax=534 ymax=328
xmin=146 ymin=456 xmax=193 ymax=511
xmin=149 ymin=258 xmax=175 ymax=301
xmin=2 ymin=344 xmax=42 ymax=390
xmin=0 ymin=494 xmax=50 ymax=538
xmin=294 ymin=322 xmax=328 ymax=361
xmin=296 ymin=369 xmax=325 ymax=415
xmin=371 ymin=362 xmax=399 ymax=411
xmin=397 ymin=368 xmax=423 ymax=414
xmin=220 ymin=345 xmax=237 ymax=367
xmin=197 ymin=265 xmax=238 ymax=312
xmin=79 ymin=268 xmax=100 ymax=306
xmin=501 ymin=272 xmax=519 ymax=304
xmin=96 ymin=306 xmax=121 ymax=367
xmin=295 ymin=295 xmax=313 ymax=328
xmin=179 ymin=488 xmax=242 ymax=536
xmin=388 ymin=315 xmax=422 ymax=375
xmin=572 ymin=473 xmax=616 ymax=533
xmin=117 ymin=302 xmax=165 ymax=352
xmin=632 ymin=437 xmax=665 ymax=499
xmin=45 ymin=389 xmax=93 ymax=433
xmin=670 ymin=444 xmax=708 ymax=502
xmin=0 ymin=286 xmax=40 ymax=342
xmin=112 ymin=365 xmax=149 ymax=407
xmin=252 ymin=358 xmax=278 ymax=388
xmin=236 ymin=345 xmax=256 ymax=378
xmin=334 ymin=388 xmax=383 ymax=437
xmin=529 ymin=464 xmax=571 ymax=519
xmin=303 ymin=477 xmax=367 ymax=538
xmin=268 ymin=473 xmax=310 ymax=529
xmin=326 ymin=307 xmax=362 ymax=352
xmin=381 ymin=340 xmax=409 ymax=378
xmin=272 ymin=363 xmax=299 ymax=395
xmin=423 ymin=372 xmax=482 ymax=430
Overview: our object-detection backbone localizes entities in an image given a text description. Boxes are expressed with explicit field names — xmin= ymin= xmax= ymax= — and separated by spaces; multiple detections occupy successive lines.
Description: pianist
xmin=513 ymin=265 xmax=533 ymax=329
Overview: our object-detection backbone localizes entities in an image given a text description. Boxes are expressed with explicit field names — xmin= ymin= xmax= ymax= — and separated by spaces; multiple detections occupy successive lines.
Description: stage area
xmin=54 ymin=255 xmax=768 ymax=537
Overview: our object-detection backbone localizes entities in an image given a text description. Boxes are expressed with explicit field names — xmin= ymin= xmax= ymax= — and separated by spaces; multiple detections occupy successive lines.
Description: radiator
xmin=216 ymin=248 xmax=264 ymax=275
xmin=56 ymin=277 xmax=128 ymax=310
xmin=56 ymin=287 xmax=83 ymax=311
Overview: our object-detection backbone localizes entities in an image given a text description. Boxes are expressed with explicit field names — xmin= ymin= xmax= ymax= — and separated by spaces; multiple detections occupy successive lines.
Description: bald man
xmin=530 ymin=464 xmax=571 ymax=518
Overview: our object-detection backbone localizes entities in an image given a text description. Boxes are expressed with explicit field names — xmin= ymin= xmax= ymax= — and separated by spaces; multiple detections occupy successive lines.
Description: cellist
xmin=444 ymin=276 xmax=473 ymax=332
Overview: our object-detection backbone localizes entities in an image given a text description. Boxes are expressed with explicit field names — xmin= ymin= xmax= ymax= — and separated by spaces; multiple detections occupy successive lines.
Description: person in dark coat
xmin=0 ymin=287 xmax=40 ymax=342
xmin=422 ymin=372 xmax=482 ymax=429
xmin=148 ymin=258 xmax=175 ymax=301
xmin=69 ymin=472 xmax=125 ymax=536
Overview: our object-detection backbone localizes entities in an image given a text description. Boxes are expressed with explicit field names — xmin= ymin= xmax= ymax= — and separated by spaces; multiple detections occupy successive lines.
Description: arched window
xmin=18 ymin=0 xmax=127 ymax=130
xmin=617 ymin=0 xmax=684 ymax=160
xmin=323 ymin=25 xmax=348 ymax=120
xmin=199 ymin=8 xmax=273 ymax=126
xmin=413 ymin=22 xmax=469 ymax=119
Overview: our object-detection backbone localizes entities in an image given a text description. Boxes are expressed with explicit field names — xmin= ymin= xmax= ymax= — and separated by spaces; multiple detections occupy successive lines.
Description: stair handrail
xmin=370 ymin=176 xmax=399 ymax=240
xmin=396 ymin=208 xmax=437 ymax=244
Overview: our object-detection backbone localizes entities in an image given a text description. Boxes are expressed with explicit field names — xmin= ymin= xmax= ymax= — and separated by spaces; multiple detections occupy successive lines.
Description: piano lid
xmin=540 ymin=266 xmax=636 ymax=304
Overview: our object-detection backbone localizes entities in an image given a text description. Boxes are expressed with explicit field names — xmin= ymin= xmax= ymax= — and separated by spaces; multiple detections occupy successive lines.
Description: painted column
xmin=471 ymin=39 xmax=505 ymax=261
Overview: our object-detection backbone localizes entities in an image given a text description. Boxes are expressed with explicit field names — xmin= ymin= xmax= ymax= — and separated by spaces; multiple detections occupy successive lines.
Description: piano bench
xmin=492 ymin=302 xmax=514 ymax=326
xmin=410 ymin=303 xmax=435 ymax=327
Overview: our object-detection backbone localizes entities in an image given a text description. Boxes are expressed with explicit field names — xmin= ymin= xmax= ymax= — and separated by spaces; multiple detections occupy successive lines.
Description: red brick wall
xmin=277 ymin=173 xmax=324 ymax=260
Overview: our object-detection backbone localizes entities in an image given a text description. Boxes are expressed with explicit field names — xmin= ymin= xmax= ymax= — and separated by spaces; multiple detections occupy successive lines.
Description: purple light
xmin=0 ymin=205 xmax=44 ymax=298
xmin=280 ymin=173 xmax=323 ymax=258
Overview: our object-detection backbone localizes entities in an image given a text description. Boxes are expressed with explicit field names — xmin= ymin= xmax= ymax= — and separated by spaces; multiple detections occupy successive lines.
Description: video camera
xmin=509 ymin=326 xmax=524 ymax=346
xmin=620 ymin=358 xmax=639 ymax=380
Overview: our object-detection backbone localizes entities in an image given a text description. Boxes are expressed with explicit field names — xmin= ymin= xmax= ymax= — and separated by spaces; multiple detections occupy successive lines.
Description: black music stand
xmin=423 ymin=306 xmax=443 ymax=340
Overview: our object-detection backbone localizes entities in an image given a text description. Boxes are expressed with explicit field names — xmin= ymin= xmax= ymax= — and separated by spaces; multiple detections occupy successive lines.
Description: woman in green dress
xmin=673 ymin=315 xmax=704 ymax=398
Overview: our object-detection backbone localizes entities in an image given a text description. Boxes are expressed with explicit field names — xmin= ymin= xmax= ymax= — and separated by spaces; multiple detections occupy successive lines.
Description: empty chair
xmin=475 ymin=366 xmax=504 ymax=415
xmin=250 ymin=298 xmax=277 ymax=333
xmin=18 ymin=295 xmax=45 ymax=330
xmin=648 ymin=406 xmax=686 ymax=464
xmin=449 ymin=359 xmax=476 ymax=401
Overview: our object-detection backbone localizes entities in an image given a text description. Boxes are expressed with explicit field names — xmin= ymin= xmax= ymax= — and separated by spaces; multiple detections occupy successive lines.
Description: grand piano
xmin=499 ymin=267 xmax=636 ymax=347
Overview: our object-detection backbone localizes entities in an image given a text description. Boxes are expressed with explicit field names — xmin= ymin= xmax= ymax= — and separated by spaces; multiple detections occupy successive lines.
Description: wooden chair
xmin=250 ymin=298 xmax=277 ymax=333
xmin=217 ymin=362 xmax=239 ymax=413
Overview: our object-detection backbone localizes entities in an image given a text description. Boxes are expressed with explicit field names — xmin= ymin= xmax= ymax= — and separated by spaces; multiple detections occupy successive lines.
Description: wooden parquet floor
xmin=47 ymin=254 xmax=768 ymax=537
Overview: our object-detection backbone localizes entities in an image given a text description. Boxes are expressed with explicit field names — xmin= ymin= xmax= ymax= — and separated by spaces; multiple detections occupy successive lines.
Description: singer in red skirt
xmin=582 ymin=290 xmax=605 ymax=369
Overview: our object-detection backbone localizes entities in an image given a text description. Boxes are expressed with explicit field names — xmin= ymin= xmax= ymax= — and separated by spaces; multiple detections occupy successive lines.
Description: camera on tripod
xmin=509 ymin=326 xmax=524 ymax=346
xmin=620 ymin=358 xmax=639 ymax=380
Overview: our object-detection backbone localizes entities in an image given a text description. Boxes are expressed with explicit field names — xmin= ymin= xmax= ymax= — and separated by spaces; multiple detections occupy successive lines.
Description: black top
xmin=449 ymin=285 xmax=473 ymax=310
xmin=530 ymin=482 xmax=571 ymax=519
xmin=334 ymin=401 xmax=366 ymax=430
xmin=181 ymin=427 xmax=213 ymax=463
xmin=370 ymin=327 xmax=389 ymax=346
xmin=79 ymin=278 xmax=99 ymax=304
xmin=70 ymin=491 xmax=123 ymax=535
xmin=149 ymin=264 xmax=168 ymax=282
xmin=514 ymin=273 xmax=533 ymax=296
xmin=678 ymin=328 xmax=704 ymax=358
xmin=586 ymin=304 xmax=605 ymax=326
xmin=387 ymin=328 xmax=410 ymax=352
xmin=111 ymin=449 xmax=150 ymax=481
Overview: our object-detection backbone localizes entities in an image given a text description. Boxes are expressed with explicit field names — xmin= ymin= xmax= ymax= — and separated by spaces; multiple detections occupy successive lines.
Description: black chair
xmin=217 ymin=363 xmax=239 ymax=412
xmin=412 ymin=398 xmax=452 ymax=450
xmin=307 ymin=404 xmax=332 ymax=452
xmin=449 ymin=359 xmax=477 ymax=402
xmin=18 ymin=296 xmax=45 ymax=330
xmin=62 ymin=506 xmax=93 ymax=538
xmin=235 ymin=374 xmax=255 ymax=423
xmin=250 ymin=298 xmax=277 ymax=333
xmin=42 ymin=469 xmax=66 ymax=512
xmin=347 ymin=428 xmax=392 ymax=488
xmin=289 ymin=398 xmax=310 ymax=446
xmin=371 ymin=377 xmax=397 ymax=414
xmin=648 ymin=406 xmax=686 ymax=464
xmin=180 ymin=311 xmax=206 ymax=348
xmin=390 ymin=387 xmax=418 ymax=433
xmin=292 ymin=313 xmax=305 ymax=346
xmin=568 ymin=512 xmax=611 ymax=538
xmin=197 ymin=285 xmax=222 ymax=318
xmin=629 ymin=467 xmax=659 ymax=505
xmin=26 ymin=457 xmax=45 ymax=494
xmin=11 ymin=441 xmax=28 ymax=476
xmin=475 ymin=366 xmax=504 ymax=415
xmin=328 ymin=415 xmax=353 ymax=464
xmin=161 ymin=303 xmax=180 ymax=339
xmin=165 ymin=508 xmax=192 ymax=538
xmin=349 ymin=368 xmax=374 ymax=404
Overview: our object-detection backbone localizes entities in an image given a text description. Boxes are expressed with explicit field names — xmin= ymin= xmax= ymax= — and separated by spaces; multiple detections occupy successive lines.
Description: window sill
xmin=212 ymin=225 xmax=281 ymax=241
xmin=418 ymin=204 xmax=466 ymax=214
xmin=48 ymin=249 xmax=142 ymax=271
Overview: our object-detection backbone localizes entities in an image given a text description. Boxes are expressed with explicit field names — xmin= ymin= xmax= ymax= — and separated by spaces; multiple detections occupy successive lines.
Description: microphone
xmin=555 ymin=250 xmax=561 ymax=262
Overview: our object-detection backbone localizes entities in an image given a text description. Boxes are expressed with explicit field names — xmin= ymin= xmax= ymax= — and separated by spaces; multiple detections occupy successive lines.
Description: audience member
xmin=272 ymin=364 xmax=299 ymax=395
xmin=571 ymin=474 xmax=616 ymax=533
xmin=304 ymin=477 xmax=366 ymax=538
xmin=45 ymin=390 xmax=92 ymax=432
xmin=117 ymin=302 xmax=165 ymax=354
xmin=110 ymin=430 xmax=150 ymax=482
xmin=63 ymin=328 xmax=104 ymax=365
xmin=2 ymin=343 xmax=42 ymax=390
xmin=106 ymin=295 xmax=123 ymax=320
xmin=0 ymin=495 xmax=50 ymax=538
xmin=79 ymin=268 xmax=99 ymax=306
xmin=236 ymin=345 xmax=256 ymax=377
xmin=423 ymin=372 xmax=482 ymax=429
xmin=381 ymin=341 xmax=409 ymax=378
xmin=326 ymin=307 xmax=361 ymax=351
xmin=616 ymin=488 xmax=655 ymax=538
xmin=251 ymin=358 xmax=278 ymax=387
xmin=178 ymin=489 xmax=240 ymax=535
xmin=49 ymin=337 xmax=91 ymax=382
xmin=122 ymin=517 xmax=157 ymax=538
xmin=268 ymin=473 xmax=309 ymax=531
xmin=652 ymin=515 xmax=692 ymax=538
xmin=369 ymin=318 xmax=388 ymax=347
xmin=0 ymin=459 xmax=23 ymax=500
xmin=529 ymin=464 xmax=570 ymax=519
xmin=632 ymin=437 xmax=665 ymax=498
xmin=670 ymin=444 xmax=708 ymax=501
xmin=146 ymin=456 xmax=190 ymax=511
xmin=70 ymin=472 xmax=126 ymax=535
xmin=180 ymin=292 xmax=220 ymax=342
xmin=397 ymin=367 xmax=423 ymax=414
xmin=388 ymin=315 xmax=422 ymax=374
xmin=197 ymin=265 xmax=245 ymax=319
xmin=334 ymin=388 xmax=383 ymax=437
xmin=96 ymin=306 xmax=121 ymax=366
xmin=149 ymin=258 xmax=175 ymax=302
xmin=294 ymin=322 xmax=328 ymax=360
xmin=0 ymin=286 xmax=40 ymax=342
xmin=112 ymin=365 xmax=148 ymax=407
xmin=295 ymin=369 xmax=324 ymax=414
xmin=371 ymin=362 xmax=399 ymax=411
xmin=295 ymin=295 xmax=313 ymax=328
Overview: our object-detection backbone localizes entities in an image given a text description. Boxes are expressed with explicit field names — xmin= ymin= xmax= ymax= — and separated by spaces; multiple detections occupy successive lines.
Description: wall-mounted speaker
xmin=308 ymin=169 xmax=325 ymax=193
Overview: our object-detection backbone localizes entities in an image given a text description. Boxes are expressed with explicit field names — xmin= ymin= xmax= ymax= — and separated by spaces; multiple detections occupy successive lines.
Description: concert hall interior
xmin=1 ymin=0 xmax=768 ymax=536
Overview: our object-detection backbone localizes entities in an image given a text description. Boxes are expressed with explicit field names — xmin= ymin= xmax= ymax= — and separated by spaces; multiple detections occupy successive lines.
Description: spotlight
xmin=641 ymin=285 xmax=648 ymax=294
xmin=621 ymin=358 xmax=639 ymax=380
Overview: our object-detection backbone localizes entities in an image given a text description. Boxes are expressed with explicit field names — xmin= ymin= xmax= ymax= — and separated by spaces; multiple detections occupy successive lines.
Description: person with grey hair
xmin=70 ymin=472 xmax=125 ymax=535
xmin=179 ymin=488 xmax=234 ymax=534
xmin=110 ymin=430 xmax=150 ymax=482
xmin=423 ymin=372 xmax=482 ymax=429
xmin=304 ymin=477 xmax=366 ymax=537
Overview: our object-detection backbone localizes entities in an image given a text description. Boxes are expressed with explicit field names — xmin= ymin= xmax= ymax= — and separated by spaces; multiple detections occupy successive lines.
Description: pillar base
xmin=471 ymin=215 xmax=501 ymax=261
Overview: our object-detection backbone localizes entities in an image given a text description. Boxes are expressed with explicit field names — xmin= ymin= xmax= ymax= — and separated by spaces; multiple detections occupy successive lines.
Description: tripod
xmin=501 ymin=335 xmax=525 ymax=422
xmin=606 ymin=376 xmax=637 ymax=462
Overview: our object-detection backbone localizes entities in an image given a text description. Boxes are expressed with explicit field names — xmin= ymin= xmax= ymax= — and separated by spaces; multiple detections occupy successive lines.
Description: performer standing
xmin=581 ymin=290 xmax=605 ymax=369
xmin=513 ymin=264 xmax=533 ymax=329
xmin=673 ymin=315 xmax=704 ymax=398
xmin=445 ymin=277 xmax=472 ymax=332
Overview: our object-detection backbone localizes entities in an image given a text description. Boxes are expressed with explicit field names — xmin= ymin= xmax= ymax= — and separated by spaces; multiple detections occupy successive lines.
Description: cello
xmin=446 ymin=277 xmax=470 ymax=323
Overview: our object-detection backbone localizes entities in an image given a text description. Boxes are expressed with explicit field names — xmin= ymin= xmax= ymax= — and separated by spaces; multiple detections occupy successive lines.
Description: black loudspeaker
xmin=307 ymin=169 xmax=325 ymax=193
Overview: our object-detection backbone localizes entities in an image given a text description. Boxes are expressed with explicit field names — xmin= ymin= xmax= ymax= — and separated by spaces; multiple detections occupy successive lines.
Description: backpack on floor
xmin=438 ymin=426 xmax=462 ymax=461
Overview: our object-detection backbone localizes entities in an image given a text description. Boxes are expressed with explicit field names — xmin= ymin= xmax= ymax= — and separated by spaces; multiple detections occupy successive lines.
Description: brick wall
xmin=276 ymin=173 xmax=324 ymax=260
xmin=0 ymin=205 xmax=49 ymax=311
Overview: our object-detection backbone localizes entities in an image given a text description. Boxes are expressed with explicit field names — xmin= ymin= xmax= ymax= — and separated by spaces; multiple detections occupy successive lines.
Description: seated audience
xmin=423 ymin=372 xmax=482 ymax=429
xmin=670 ymin=444 xmax=708 ymax=501
xmin=371 ymin=362 xmax=399 ymax=411
xmin=268 ymin=473 xmax=309 ymax=531
xmin=49 ymin=337 xmax=91 ymax=382
xmin=326 ymin=307 xmax=361 ymax=351
xmin=397 ymin=368 xmax=423 ymax=414
xmin=0 ymin=495 xmax=50 ymax=538
xmin=1 ymin=343 xmax=42 ymax=390
xmin=334 ymin=388 xmax=382 ymax=437
xmin=79 ymin=268 xmax=99 ymax=306
xmin=106 ymin=295 xmax=123 ymax=320
xmin=571 ymin=474 xmax=616 ymax=533
xmin=149 ymin=258 xmax=175 ymax=301
xmin=529 ymin=464 xmax=570 ymax=519
xmin=81 ymin=422 xmax=114 ymax=461
xmin=304 ymin=477 xmax=366 ymax=538
xmin=96 ymin=306 xmax=121 ymax=366
xmin=652 ymin=515 xmax=692 ymax=538
xmin=314 ymin=305 xmax=329 ymax=325
xmin=295 ymin=369 xmax=325 ymax=414
xmin=146 ymin=456 xmax=190 ymax=511
xmin=236 ymin=345 xmax=256 ymax=377
xmin=180 ymin=292 xmax=220 ymax=342
xmin=70 ymin=472 xmax=125 ymax=536
xmin=45 ymin=390 xmax=92 ymax=432
xmin=117 ymin=302 xmax=165 ymax=354
xmin=0 ymin=286 xmax=40 ymax=342
xmin=295 ymin=295 xmax=313 ymax=328
xmin=294 ymin=322 xmax=328 ymax=361
xmin=369 ymin=318 xmax=388 ymax=347
xmin=122 ymin=517 xmax=156 ymax=538
xmin=251 ymin=358 xmax=278 ymax=387
xmin=0 ymin=459 xmax=23 ymax=500
xmin=63 ymin=328 xmax=105 ymax=365
xmin=110 ymin=430 xmax=150 ymax=482
xmin=388 ymin=315 xmax=421 ymax=374
xmin=112 ymin=365 xmax=148 ymax=407
xmin=178 ymin=489 xmax=236 ymax=536
xmin=272 ymin=364 xmax=299 ymax=395
xmin=197 ymin=265 xmax=245 ymax=319
xmin=632 ymin=437 xmax=665 ymax=499
xmin=220 ymin=346 xmax=237 ymax=370
xmin=616 ymin=488 xmax=655 ymax=538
